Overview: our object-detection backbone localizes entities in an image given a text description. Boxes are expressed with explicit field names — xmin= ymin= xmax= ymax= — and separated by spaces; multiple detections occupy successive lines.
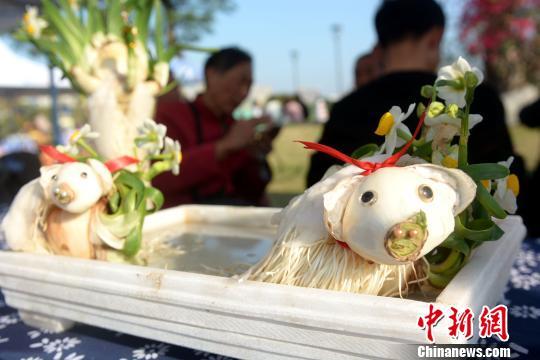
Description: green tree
xmin=162 ymin=0 xmax=235 ymax=43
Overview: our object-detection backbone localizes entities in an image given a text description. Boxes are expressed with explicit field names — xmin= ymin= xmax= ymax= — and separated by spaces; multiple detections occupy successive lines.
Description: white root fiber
xmin=246 ymin=229 xmax=425 ymax=297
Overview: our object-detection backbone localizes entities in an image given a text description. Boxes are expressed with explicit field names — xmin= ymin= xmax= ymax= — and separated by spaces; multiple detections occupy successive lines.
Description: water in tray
xmin=143 ymin=223 xmax=275 ymax=277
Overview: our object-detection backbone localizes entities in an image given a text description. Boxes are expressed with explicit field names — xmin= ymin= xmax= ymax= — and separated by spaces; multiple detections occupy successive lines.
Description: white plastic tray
xmin=0 ymin=205 xmax=526 ymax=360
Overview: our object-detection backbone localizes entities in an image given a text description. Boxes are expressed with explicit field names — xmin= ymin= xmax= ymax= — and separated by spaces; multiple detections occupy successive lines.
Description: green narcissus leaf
xmin=455 ymin=216 xmax=504 ymax=242
xmin=428 ymin=270 xmax=455 ymax=289
xmin=463 ymin=163 xmax=509 ymax=182
xmin=144 ymin=186 xmax=164 ymax=213
xmin=475 ymin=180 xmax=507 ymax=219
xmin=99 ymin=211 xmax=140 ymax=238
xmin=154 ymin=0 xmax=165 ymax=61
xmin=57 ymin=0 xmax=86 ymax=41
xmin=106 ymin=0 xmax=124 ymax=37
xmin=42 ymin=0 xmax=83 ymax=58
xmin=108 ymin=190 xmax=121 ymax=213
xmin=427 ymin=250 xmax=465 ymax=288
xmin=135 ymin=0 xmax=153 ymax=46
xmin=351 ymin=144 xmax=379 ymax=159
xmin=412 ymin=141 xmax=433 ymax=162
xmin=87 ymin=0 xmax=106 ymax=35
xmin=429 ymin=249 xmax=462 ymax=274
xmin=122 ymin=221 xmax=143 ymax=257
xmin=439 ymin=232 xmax=471 ymax=257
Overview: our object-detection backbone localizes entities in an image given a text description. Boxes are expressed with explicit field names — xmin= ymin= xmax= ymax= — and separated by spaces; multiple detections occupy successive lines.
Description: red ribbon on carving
xmin=297 ymin=106 xmax=427 ymax=175
xmin=104 ymin=156 xmax=139 ymax=173
xmin=40 ymin=145 xmax=76 ymax=163
xmin=40 ymin=145 xmax=139 ymax=173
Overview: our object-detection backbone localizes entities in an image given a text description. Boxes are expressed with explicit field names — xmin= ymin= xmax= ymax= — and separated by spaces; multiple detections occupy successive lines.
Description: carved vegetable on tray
xmin=245 ymin=57 xmax=519 ymax=295
xmin=1 ymin=121 xmax=181 ymax=262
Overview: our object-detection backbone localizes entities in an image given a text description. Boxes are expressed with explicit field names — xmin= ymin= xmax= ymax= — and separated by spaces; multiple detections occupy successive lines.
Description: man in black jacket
xmin=307 ymin=0 xmax=521 ymax=189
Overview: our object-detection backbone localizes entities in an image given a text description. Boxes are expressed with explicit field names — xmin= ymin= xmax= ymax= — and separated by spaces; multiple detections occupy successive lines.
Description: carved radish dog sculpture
xmin=246 ymin=154 xmax=477 ymax=295
xmin=1 ymin=159 xmax=114 ymax=259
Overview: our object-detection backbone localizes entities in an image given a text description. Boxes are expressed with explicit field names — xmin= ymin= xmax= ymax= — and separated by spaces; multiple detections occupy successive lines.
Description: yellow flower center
xmin=507 ymin=174 xmax=519 ymax=196
xmin=375 ymin=112 xmax=394 ymax=136
xmin=26 ymin=24 xmax=35 ymax=35
xmin=177 ymin=152 xmax=183 ymax=163
xmin=23 ymin=13 xmax=30 ymax=23
xmin=441 ymin=155 xmax=458 ymax=168
xmin=69 ymin=130 xmax=80 ymax=142
xmin=481 ymin=180 xmax=491 ymax=190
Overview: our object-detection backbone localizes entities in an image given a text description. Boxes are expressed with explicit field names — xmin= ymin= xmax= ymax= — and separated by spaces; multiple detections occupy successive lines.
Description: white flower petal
xmin=437 ymin=65 xmax=459 ymax=81
xmin=386 ymin=129 xmax=398 ymax=155
xmin=468 ymin=114 xmax=483 ymax=130
xmin=403 ymin=103 xmax=416 ymax=120
xmin=498 ymin=156 xmax=514 ymax=169
xmin=397 ymin=122 xmax=412 ymax=137
xmin=501 ymin=191 xmax=517 ymax=214
xmin=455 ymin=56 xmax=472 ymax=74
xmin=432 ymin=149 xmax=444 ymax=165
xmin=473 ymin=68 xmax=484 ymax=85
xmin=426 ymin=127 xmax=435 ymax=142
xmin=438 ymin=87 xmax=467 ymax=108
xmin=389 ymin=106 xmax=403 ymax=123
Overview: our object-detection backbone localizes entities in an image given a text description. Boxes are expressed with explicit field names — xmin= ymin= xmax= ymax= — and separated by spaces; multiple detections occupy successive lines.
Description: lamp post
xmin=49 ymin=65 xmax=61 ymax=145
xmin=331 ymin=23 xmax=343 ymax=96
xmin=290 ymin=49 xmax=299 ymax=93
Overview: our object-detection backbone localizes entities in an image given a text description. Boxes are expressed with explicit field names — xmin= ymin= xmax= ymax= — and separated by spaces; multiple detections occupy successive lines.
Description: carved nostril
xmin=53 ymin=184 xmax=74 ymax=205
xmin=393 ymin=227 xmax=405 ymax=239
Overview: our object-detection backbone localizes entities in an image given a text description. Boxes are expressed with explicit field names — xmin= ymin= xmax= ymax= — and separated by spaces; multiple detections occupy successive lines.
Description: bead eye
xmin=52 ymin=174 xmax=58 ymax=181
xmin=360 ymin=190 xmax=377 ymax=206
xmin=418 ymin=185 xmax=434 ymax=202
xmin=81 ymin=172 xmax=87 ymax=178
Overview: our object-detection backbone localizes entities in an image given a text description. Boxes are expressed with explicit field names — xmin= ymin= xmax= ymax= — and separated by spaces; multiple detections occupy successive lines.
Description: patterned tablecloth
xmin=0 ymin=239 xmax=539 ymax=360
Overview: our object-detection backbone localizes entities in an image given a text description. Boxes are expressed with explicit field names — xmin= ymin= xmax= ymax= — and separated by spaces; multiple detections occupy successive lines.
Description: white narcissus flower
xmin=425 ymin=113 xmax=483 ymax=150
xmin=375 ymin=103 xmax=415 ymax=155
xmin=163 ymin=137 xmax=182 ymax=175
xmin=69 ymin=124 xmax=99 ymax=144
xmin=432 ymin=144 xmax=459 ymax=168
xmin=136 ymin=119 xmax=167 ymax=154
xmin=23 ymin=6 xmax=48 ymax=39
xmin=56 ymin=144 xmax=79 ymax=156
xmin=494 ymin=156 xmax=519 ymax=214
xmin=436 ymin=57 xmax=484 ymax=108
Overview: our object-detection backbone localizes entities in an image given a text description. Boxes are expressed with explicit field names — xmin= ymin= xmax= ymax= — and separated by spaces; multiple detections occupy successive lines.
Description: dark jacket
xmin=307 ymin=71 xmax=520 ymax=186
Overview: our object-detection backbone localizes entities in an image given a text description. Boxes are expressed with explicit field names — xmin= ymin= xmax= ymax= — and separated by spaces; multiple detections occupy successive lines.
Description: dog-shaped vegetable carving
xmin=2 ymin=159 xmax=136 ymax=259
xmin=245 ymin=154 xmax=476 ymax=296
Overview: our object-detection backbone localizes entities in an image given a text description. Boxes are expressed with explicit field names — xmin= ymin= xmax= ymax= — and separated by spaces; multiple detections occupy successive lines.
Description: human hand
xmin=215 ymin=116 xmax=271 ymax=160
xmin=251 ymin=122 xmax=280 ymax=157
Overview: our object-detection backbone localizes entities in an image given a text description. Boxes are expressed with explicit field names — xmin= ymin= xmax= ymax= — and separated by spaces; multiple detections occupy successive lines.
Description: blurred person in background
xmin=154 ymin=47 xmax=277 ymax=207
xmin=519 ymin=99 xmax=540 ymax=237
xmin=308 ymin=0 xmax=526 ymax=207
xmin=0 ymin=124 xmax=41 ymax=207
xmin=354 ymin=46 xmax=384 ymax=88
xmin=283 ymin=95 xmax=309 ymax=123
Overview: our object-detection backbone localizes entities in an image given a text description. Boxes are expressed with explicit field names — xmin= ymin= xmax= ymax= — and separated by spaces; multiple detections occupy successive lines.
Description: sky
xmin=0 ymin=0 xmax=462 ymax=97
xmin=177 ymin=0 xmax=381 ymax=97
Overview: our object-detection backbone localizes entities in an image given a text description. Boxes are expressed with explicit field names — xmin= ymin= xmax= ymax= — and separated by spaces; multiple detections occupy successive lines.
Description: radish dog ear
xmin=87 ymin=159 xmax=113 ymax=195
xmin=409 ymin=164 xmax=477 ymax=215
xmin=323 ymin=175 xmax=364 ymax=241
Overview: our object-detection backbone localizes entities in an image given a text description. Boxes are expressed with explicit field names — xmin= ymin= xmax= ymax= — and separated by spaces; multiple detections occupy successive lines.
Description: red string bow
xmin=40 ymin=145 xmax=138 ymax=173
xmin=298 ymin=107 xmax=427 ymax=175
